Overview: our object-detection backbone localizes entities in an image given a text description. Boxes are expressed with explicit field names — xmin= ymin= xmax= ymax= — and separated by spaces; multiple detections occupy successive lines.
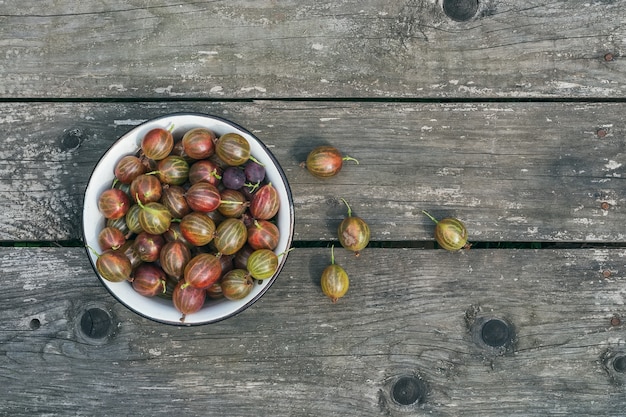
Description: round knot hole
xmin=481 ymin=318 xmax=511 ymax=347
xmin=391 ymin=376 xmax=426 ymax=406
xmin=443 ymin=0 xmax=479 ymax=21
xmin=29 ymin=318 xmax=41 ymax=330
xmin=613 ymin=355 xmax=626 ymax=373
xmin=80 ymin=307 xmax=112 ymax=340
xmin=60 ymin=128 xmax=84 ymax=151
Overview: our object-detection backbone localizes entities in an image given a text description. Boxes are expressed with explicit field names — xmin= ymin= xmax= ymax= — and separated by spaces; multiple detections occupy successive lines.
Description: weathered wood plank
xmin=2 ymin=247 xmax=625 ymax=416
xmin=1 ymin=0 xmax=624 ymax=99
xmin=0 ymin=101 xmax=624 ymax=242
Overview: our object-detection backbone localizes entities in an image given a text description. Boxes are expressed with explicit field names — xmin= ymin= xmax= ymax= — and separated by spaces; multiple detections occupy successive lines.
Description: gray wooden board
xmin=1 ymin=247 xmax=625 ymax=416
xmin=1 ymin=0 xmax=624 ymax=99
xmin=0 ymin=101 xmax=624 ymax=243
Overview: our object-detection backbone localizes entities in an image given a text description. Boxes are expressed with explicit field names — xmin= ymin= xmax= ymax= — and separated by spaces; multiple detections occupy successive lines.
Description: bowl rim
xmin=82 ymin=112 xmax=295 ymax=326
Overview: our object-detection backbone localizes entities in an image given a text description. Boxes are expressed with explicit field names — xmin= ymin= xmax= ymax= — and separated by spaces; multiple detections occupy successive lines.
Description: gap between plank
xmin=2 ymin=97 xmax=626 ymax=104
xmin=2 ymin=240 xmax=626 ymax=250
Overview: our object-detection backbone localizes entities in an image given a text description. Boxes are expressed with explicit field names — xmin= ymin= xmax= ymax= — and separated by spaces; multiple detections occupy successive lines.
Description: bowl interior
xmin=83 ymin=113 xmax=294 ymax=325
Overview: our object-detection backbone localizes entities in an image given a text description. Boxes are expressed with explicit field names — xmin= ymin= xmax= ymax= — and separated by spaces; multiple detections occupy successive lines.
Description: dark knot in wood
xmin=443 ymin=0 xmax=479 ymax=22
xmin=391 ymin=376 xmax=426 ymax=406
xmin=481 ymin=318 xmax=513 ymax=348
xmin=80 ymin=307 xmax=112 ymax=340
xmin=613 ymin=355 xmax=626 ymax=373
xmin=60 ymin=128 xmax=84 ymax=151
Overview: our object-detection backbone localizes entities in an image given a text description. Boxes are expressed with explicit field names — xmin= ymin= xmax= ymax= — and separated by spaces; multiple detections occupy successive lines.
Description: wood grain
xmin=2 ymin=247 xmax=625 ymax=416
xmin=1 ymin=0 xmax=624 ymax=99
xmin=0 ymin=101 xmax=624 ymax=243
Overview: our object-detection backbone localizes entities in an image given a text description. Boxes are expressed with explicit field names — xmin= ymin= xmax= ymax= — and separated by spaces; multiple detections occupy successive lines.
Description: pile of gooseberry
xmin=94 ymin=125 xmax=286 ymax=322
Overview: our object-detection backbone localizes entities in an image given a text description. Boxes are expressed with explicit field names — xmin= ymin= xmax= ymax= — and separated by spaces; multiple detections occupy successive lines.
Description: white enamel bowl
xmin=83 ymin=113 xmax=294 ymax=325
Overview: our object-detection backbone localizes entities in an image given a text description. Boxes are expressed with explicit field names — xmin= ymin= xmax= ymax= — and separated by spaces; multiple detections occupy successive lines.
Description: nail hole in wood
xmin=481 ymin=318 xmax=512 ymax=348
xmin=443 ymin=0 xmax=479 ymax=21
xmin=80 ymin=307 xmax=112 ymax=339
xmin=614 ymin=356 xmax=626 ymax=373
xmin=29 ymin=318 xmax=41 ymax=330
xmin=391 ymin=376 xmax=426 ymax=406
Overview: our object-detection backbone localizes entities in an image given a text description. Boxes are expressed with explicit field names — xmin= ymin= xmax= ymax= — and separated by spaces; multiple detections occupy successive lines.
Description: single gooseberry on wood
xmin=320 ymin=245 xmax=349 ymax=303
xmin=422 ymin=210 xmax=469 ymax=251
xmin=303 ymin=145 xmax=359 ymax=178
xmin=337 ymin=198 xmax=370 ymax=257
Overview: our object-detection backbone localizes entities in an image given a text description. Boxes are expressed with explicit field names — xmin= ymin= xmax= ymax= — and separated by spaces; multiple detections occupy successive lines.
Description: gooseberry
xmin=337 ymin=198 xmax=370 ymax=257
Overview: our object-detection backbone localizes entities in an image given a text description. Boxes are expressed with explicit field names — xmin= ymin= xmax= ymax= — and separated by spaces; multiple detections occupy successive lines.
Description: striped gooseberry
xmin=303 ymin=146 xmax=358 ymax=178
xmin=156 ymin=155 xmax=189 ymax=186
xmin=91 ymin=248 xmax=132 ymax=283
xmin=98 ymin=188 xmax=131 ymax=220
xmin=337 ymin=198 xmax=370 ymax=257
xmin=179 ymin=212 xmax=216 ymax=247
xmin=249 ymin=183 xmax=280 ymax=220
xmin=141 ymin=127 xmax=174 ymax=161
xmin=213 ymin=218 xmax=247 ymax=256
xmin=136 ymin=199 xmax=172 ymax=235
xmin=172 ymin=280 xmax=207 ymax=323
xmin=422 ymin=210 xmax=469 ymax=251
xmin=320 ymin=245 xmax=349 ymax=303
xmin=97 ymin=226 xmax=126 ymax=251
xmin=131 ymin=263 xmax=167 ymax=297
xmin=215 ymin=132 xmax=250 ymax=166
xmin=247 ymin=219 xmax=280 ymax=251
xmin=183 ymin=253 xmax=223 ymax=289
xmin=181 ymin=127 xmax=216 ymax=160
xmin=220 ymin=269 xmax=254 ymax=300
xmin=114 ymin=155 xmax=146 ymax=184
xmin=159 ymin=241 xmax=192 ymax=279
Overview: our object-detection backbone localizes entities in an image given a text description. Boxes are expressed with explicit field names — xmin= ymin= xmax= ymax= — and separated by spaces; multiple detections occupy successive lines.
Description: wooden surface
xmin=2 ymin=1 xmax=626 ymax=416
xmin=1 ymin=0 xmax=625 ymax=99
xmin=3 ymin=247 xmax=626 ymax=417
xmin=1 ymin=101 xmax=624 ymax=243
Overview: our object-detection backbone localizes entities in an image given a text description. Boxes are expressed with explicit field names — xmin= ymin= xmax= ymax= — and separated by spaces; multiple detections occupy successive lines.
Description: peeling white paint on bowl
xmin=83 ymin=113 xmax=294 ymax=326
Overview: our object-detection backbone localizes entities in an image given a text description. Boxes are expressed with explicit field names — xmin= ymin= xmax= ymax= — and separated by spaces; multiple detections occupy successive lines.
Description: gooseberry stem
xmin=422 ymin=210 xmax=439 ymax=224
xmin=86 ymin=245 xmax=100 ymax=258
xmin=210 ymin=169 xmax=222 ymax=180
xmin=135 ymin=193 xmax=145 ymax=208
xmin=340 ymin=198 xmax=352 ymax=217
xmin=330 ymin=244 xmax=335 ymax=265
xmin=342 ymin=155 xmax=359 ymax=165
xmin=278 ymin=247 xmax=295 ymax=258
xmin=249 ymin=155 xmax=265 ymax=166
xmin=245 ymin=180 xmax=260 ymax=193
